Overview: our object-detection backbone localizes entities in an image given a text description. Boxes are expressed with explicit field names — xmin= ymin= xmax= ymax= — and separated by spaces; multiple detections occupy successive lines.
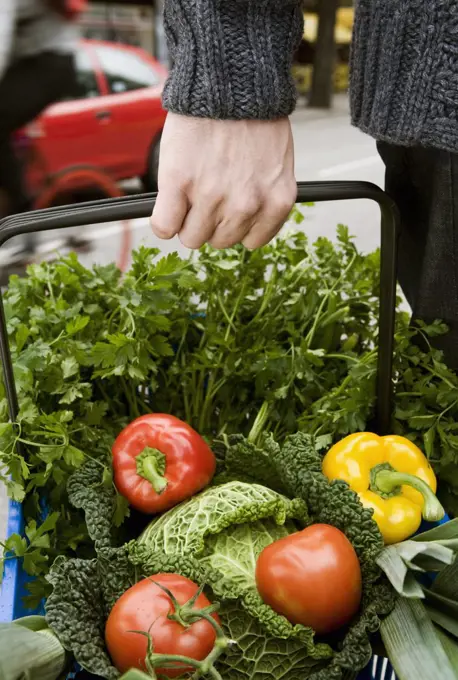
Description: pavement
xmin=0 ymin=94 xmax=385 ymax=544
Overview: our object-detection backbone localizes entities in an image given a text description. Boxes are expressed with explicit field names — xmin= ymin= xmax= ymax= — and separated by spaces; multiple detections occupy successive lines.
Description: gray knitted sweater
xmin=162 ymin=0 xmax=303 ymax=119
xmin=163 ymin=0 xmax=458 ymax=153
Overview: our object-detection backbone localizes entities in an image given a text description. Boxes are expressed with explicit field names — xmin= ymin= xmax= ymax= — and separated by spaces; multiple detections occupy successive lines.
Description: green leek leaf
xmin=0 ymin=621 xmax=67 ymax=680
xmin=12 ymin=615 xmax=49 ymax=632
xmin=380 ymin=598 xmax=458 ymax=680
xmin=426 ymin=606 xmax=458 ymax=640
xmin=411 ymin=518 xmax=458 ymax=545
xmin=435 ymin=627 xmax=458 ymax=669
xmin=423 ymin=588 xmax=458 ymax=620
xmin=376 ymin=539 xmax=455 ymax=598
xmin=432 ymin=559 xmax=458 ymax=601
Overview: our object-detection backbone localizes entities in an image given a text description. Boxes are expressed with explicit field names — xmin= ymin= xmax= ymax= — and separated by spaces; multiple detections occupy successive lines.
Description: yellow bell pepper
xmin=322 ymin=433 xmax=444 ymax=545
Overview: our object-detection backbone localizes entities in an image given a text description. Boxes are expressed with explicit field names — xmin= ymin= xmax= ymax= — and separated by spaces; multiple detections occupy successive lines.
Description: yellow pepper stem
xmin=373 ymin=469 xmax=445 ymax=522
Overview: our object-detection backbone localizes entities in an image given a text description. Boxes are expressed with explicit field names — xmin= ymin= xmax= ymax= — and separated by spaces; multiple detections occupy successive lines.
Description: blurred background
xmin=0 ymin=0 xmax=386 ymax=541
xmin=0 ymin=0 xmax=386 ymax=289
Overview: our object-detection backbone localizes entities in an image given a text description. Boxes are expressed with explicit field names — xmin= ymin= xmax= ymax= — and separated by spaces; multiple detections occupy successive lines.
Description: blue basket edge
xmin=0 ymin=499 xmax=24 ymax=622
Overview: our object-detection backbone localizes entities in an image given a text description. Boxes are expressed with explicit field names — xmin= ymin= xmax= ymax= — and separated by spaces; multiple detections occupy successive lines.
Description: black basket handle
xmin=0 ymin=181 xmax=399 ymax=434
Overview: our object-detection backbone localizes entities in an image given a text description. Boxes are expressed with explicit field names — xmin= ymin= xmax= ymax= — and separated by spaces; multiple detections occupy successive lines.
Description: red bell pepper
xmin=112 ymin=414 xmax=216 ymax=514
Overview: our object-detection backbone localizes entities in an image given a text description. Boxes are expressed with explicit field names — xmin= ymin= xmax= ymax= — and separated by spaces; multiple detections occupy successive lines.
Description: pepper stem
xmin=372 ymin=468 xmax=445 ymax=522
xmin=136 ymin=447 xmax=168 ymax=494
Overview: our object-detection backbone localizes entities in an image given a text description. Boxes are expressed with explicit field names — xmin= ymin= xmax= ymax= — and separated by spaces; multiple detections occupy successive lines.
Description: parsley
xmin=0 ymin=228 xmax=457 ymax=604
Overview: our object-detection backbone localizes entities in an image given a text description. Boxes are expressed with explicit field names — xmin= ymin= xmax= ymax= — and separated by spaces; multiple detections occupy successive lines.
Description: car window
xmin=94 ymin=45 xmax=160 ymax=94
xmin=74 ymin=47 xmax=100 ymax=99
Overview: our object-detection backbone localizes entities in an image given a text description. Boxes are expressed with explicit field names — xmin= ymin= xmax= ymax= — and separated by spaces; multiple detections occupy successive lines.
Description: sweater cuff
xmin=162 ymin=0 xmax=304 ymax=120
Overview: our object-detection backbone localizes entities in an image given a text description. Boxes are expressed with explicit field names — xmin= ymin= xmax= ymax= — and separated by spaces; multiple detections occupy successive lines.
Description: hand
xmin=150 ymin=113 xmax=296 ymax=250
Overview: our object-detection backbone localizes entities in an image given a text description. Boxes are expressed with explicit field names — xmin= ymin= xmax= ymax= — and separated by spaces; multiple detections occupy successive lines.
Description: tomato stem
xmin=371 ymin=465 xmax=445 ymax=522
xmin=119 ymin=671 xmax=153 ymax=680
xmin=139 ymin=581 xmax=229 ymax=679
xmin=136 ymin=447 xmax=168 ymax=494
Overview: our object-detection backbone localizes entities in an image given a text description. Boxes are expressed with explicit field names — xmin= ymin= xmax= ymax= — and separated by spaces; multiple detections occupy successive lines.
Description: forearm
xmin=163 ymin=0 xmax=303 ymax=120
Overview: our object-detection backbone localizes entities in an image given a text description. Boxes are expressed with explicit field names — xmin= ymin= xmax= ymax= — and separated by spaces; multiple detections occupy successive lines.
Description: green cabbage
xmin=129 ymin=481 xmax=331 ymax=662
xmin=45 ymin=434 xmax=395 ymax=680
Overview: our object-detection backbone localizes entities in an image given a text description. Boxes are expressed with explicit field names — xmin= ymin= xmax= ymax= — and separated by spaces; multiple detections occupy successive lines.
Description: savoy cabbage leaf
xmin=211 ymin=432 xmax=396 ymax=680
xmin=45 ymin=462 xmax=136 ymax=679
xmin=201 ymin=519 xmax=296 ymax=595
xmin=46 ymin=556 xmax=121 ymax=679
xmin=45 ymin=543 xmax=137 ymax=679
xmin=216 ymin=433 xmax=384 ymax=575
xmin=135 ymin=481 xmax=309 ymax=556
xmin=67 ymin=460 xmax=116 ymax=550
xmin=45 ymin=436 xmax=395 ymax=680
xmin=130 ymin=482 xmax=328 ymax=659
xmin=217 ymin=600 xmax=329 ymax=680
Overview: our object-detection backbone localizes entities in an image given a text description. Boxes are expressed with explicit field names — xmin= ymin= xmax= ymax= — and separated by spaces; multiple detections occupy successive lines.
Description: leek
xmin=376 ymin=538 xmax=456 ymax=598
xmin=0 ymin=616 xmax=67 ymax=680
xmin=436 ymin=628 xmax=458 ymax=670
xmin=381 ymin=598 xmax=458 ymax=680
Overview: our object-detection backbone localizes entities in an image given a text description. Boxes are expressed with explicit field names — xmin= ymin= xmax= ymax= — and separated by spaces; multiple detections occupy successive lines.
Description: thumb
xmin=150 ymin=185 xmax=189 ymax=240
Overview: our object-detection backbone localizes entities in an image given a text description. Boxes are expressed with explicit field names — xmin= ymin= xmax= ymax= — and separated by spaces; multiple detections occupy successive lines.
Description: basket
xmin=0 ymin=182 xmax=401 ymax=679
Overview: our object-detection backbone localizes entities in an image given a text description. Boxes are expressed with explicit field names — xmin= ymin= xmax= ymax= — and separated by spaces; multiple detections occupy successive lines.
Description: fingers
xmin=150 ymin=185 xmax=188 ymax=241
xmin=242 ymin=181 xmax=297 ymax=249
xmin=208 ymin=217 xmax=254 ymax=249
xmin=208 ymin=195 xmax=260 ymax=249
xmin=178 ymin=194 xmax=224 ymax=249
xmin=150 ymin=113 xmax=297 ymax=251
xmin=151 ymin=180 xmax=296 ymax=251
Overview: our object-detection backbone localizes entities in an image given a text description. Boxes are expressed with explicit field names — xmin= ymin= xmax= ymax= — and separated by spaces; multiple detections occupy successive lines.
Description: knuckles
xmin=229 ymin=196 xmax=262 ymax=220
xmin=152 ymin=174 xmax=297 ymax=249
xmin=269 ymin=181 xmax=297 ymax=218
xmin=197 ymin=185 xmax=225 ymax=207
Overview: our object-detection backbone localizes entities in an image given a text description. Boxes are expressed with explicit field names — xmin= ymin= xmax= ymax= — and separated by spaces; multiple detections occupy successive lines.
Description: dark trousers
xmin=0 ymin=52 xmax=76 ymax=220
xmin=378 ymin=142 xmax=458 ymax=368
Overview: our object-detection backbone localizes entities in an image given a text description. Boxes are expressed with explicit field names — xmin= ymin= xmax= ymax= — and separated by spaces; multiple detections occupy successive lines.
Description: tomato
xmin=255 ymin=524 xmax=362 ymax=635
xmin=105 ymin=573 xmax=220 ymax=677
xmin=112 ymin=414 xmax=216 ymax=513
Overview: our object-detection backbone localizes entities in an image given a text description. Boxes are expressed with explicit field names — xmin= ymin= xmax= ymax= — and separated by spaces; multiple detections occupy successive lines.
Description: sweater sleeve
xmin=162 ymin=0 xmax=304 ymax=120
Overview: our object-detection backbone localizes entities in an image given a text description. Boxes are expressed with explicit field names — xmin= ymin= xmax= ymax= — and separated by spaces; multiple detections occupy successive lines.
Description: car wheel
xmin=142 ymin=134 xmax=161 ymax=191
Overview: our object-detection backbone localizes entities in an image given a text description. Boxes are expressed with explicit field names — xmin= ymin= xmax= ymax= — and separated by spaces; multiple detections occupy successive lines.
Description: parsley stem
xmin=305 ymin=252 xmax=357 ymax=349
xmin=404 ymin=354 xmax=455 ymax=389
xmin=17 ymin=436 xmax=67 ymax=449
xmin=46 ymin=276 xmax=56 ymax=304
xmin=198 ymin=276 xmax=246 ymax=433
xmin=121 ymin=377 xmax=139 ymax=419
xmin=217 ymin=294 xmax=237 ymax=332
xmin=324 ymin=353 xmax=361 ymax=363
xmin=248 ymin=401 xmax=270 ymax=445
xmin=48 ymin=330 xmax=66 ymax=347
xmin=247 ymin=267 xmax=277 ymax=326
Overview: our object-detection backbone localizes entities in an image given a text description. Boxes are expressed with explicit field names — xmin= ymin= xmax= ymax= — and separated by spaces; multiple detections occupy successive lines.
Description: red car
xmin=21 ymin=39 xmax=167 ymax=200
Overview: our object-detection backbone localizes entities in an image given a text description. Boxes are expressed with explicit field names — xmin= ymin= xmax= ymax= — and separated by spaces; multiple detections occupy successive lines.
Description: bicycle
xmin=0 ymin=128 xmax=133 ymax=283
